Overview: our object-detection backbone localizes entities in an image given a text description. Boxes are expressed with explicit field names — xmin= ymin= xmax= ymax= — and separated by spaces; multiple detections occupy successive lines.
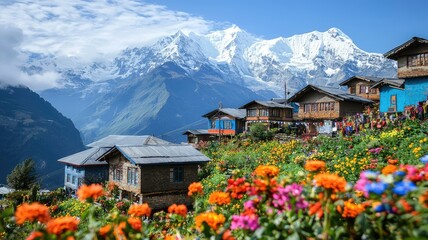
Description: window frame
xmin=390 ymin=95 xmax=397 ymax=106
xmin=170 ymin=167 xmax=184 ymax=183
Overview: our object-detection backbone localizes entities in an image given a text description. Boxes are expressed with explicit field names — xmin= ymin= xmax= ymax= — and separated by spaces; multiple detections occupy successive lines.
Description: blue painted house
xmin=202 ymin=108 xmax=246 ymax=136
xmin=374 ymin=37 xmax=428 ymax=113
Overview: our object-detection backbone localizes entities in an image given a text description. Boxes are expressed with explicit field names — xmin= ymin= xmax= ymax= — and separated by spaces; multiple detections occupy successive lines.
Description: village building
xmin=373 ymin=37 xmax=428 ymax=113
xmin=58 ymin=135 xmax=168 ymax=195
xmin=202 ymin=108 xmax=246 ymax=136
xmin=97 ymin=142 xmax=209 ymax=210
xmin=182 ymin=129 xmax=213 ymax=145
xmin=339 ymin=76 xmax=382 ymax=102
xmin=287 ymin=84 xmax=372 ymax=134
xmin=239 ymin=100 xmax=293 ymax=131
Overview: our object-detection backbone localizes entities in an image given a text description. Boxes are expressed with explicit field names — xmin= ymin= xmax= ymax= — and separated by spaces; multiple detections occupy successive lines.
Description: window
xmin=391 ymin=95 xmax=397 ymax=106
xmin=170 ymin=167 xmax=184 ymax=183
xmin=271 ymin=108 xmax=280 ymax=117
xmin=359 ymin=85 xmax=368 ymax=94
xmin=127 ymin=167 xmax=138 ymax=185
xmin=304 ymin=104 xmax=310 ymax=113
xmin=72 ymin=176 xmax=76 ymax=184
xmin=311 ymin=103 xmax=318 ymax=112
xmin=408 ymin=53 xmax=428 ymax=67
xmin=370 ymin=88 xmax=377 ymax=94
xmin=319 ymin=103 xmax=325 ymax=111
xmin=113 ymin=167 xmax=122 ymax=181
xmin=350 ymin=86 xmax=356 ymax=94
xmin=77 ymin=178 xmax=83 ymax=187
xmin=247 ymin=109 xmax=257 ymax=117
xmin=66 ymin=174 xmax=70 ymax=183
xmin=210 ymin=120 xmax=216 ymax=129
xmin=223 ymin=121 xmax=232 ymax=129
xmin=259 ymin=109 xmax=269 ymax=116
xmin=330 ymin=102 xmax=335 ymax=111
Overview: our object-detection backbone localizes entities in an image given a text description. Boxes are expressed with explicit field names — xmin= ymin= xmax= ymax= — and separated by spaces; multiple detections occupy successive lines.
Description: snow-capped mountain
xmin=36 ymin=26 xmax=396 ymax=142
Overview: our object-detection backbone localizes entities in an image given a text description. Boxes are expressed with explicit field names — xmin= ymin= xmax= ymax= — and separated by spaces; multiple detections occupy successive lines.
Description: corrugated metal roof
xmin=288 ymin=84 xmax=373 ymax=104
xmin=384 ymin=37 xmax=428 ymax=60
xmin=182 ymin=129 xmax=211 ymax=135
xmin=371 ymin=78 xmax=405 ymax=89
xmin=58 ymin=147 xmax=109 ymax=166
xmin=339 ymin=76 xmax=383 ymax=86
xmin=109 ymin=145 xmax=210 ymax=165
xmin=239 ymin=100 xmax=293 ymax=109
xmin=202 ymin=108 xmax=246 ymax=119
xmin=86 ymin=135 xmax=171 ymax=147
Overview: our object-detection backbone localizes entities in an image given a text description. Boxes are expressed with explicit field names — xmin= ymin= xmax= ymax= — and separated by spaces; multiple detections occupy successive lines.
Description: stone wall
xmin=142 ymin=191 xmax=193 ymax=210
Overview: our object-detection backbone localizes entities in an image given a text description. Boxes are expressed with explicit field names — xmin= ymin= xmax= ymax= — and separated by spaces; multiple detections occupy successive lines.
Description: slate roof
xmin=287 ymin=84 xmax=373 ymax=104
xmin=58 ymin=135 xmax=172 ymax=166
xmin=239 ymin=100 xmax=293 ymax=109
xmin=101 ymin=145 xmax=210 ymax=165
xmin=202 ymin=108 xmax=246 ymax=119
xmin=371 ymin=78 xmax=405 ymax=89
xmin=384 ymin=37 xmax=428 ymax=60
xmin=339 ymin=76 xmax=383 ymax=86
xmin=182 ymin=129 xmax=211 ymax=135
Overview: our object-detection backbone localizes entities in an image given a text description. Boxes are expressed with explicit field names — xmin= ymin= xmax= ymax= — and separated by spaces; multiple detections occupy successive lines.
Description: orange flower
xmin=107 ymin=181 xmax=117 ymax=191
xmin=164 ymin=235 xmax=174 ymax=240
xmin=208 ymin=191 xmax=231 ymax=205
xmin=398 ymin=199 xmax=412 ymax=213
xmin=314 ymin=173 xmax=346 ymax=193
xmin=15 ymin=202 xmax=50 ymax=225
xmin=128 ymin=217 xmax=142 ymax=231
xmin=222 ymin=229 xmax=235 ymax=240
xmin=188 ymin=182 xmax=203 ymax=196
xmin=419 ymin=190 xmax=428 ymax=208
xmin=308 ymin=202 xmax=323 ymax=218
xmin=26 ymin=231 xmax=43 ymax=240
xmin=254 ymin=165 xmax=279 ymax=178
xmin=381 ymin=165 xmax=398 ymax=175
xmin=77 ymin=184 xmax=104 ymax=202
xmin=99 ymin=224 xmax=112 ymax=237
xmin=168 ymin=204 xmax=188 ymax=217
xmin=46 ymin=216 xmax=79 ymax=235
xmin=128 ymin=203 xmax=152 ymax=217
xmin=341 ymin=199 xmax=365 ymax=218
xmin=114 ymin=222 xmax=126 ymax=239
xmin=388 ymin=159 xmax=398 ymax=165
xmin=304 ymin=160 xmax=326 ymax=172
xmin=195 ymin=212 xmax=226 ymax=232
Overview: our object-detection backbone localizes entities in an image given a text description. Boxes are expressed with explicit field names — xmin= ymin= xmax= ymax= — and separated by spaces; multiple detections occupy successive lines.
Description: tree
xmin=7 ymin=158 xmax=38 ymax=190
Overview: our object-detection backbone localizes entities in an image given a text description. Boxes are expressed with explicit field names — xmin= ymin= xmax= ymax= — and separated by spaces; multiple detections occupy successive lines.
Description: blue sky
xmin=146 ymin=0 xmax=428 ymax=53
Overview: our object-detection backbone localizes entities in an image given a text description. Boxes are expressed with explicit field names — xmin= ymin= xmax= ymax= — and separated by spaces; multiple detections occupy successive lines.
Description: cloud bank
xmin=0 ymin=0 xmax=213 ymax=61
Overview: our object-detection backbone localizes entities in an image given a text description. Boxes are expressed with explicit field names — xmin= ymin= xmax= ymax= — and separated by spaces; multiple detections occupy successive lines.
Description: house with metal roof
xmin=373 ymin=37 xmax=428 ymax=113
xmin=239 ymin=100 xmax=294 ymax=131
xmin=97 ymin=142 xmax=210 ymax=209
xmin=58 ymin=135 xmax=164 ymax=195
xmin=202 ymin=108 xmax=246 ymax=136
xmin=182 ymin=129 xmax=213 ymax=146
xmin=287 ymin=84 xmax=372 ymax=121
xmin=339 ymin=76 xmax=382 ymax=102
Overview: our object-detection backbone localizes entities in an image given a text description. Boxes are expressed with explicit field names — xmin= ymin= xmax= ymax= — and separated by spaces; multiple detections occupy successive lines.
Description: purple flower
xmin=231 ymin=214 xmax=260 ymax=231
xmin=393 ymin=181 xmax=417 ymax=196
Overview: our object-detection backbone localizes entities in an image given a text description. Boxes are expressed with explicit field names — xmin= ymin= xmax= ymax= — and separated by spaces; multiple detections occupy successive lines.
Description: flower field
xmin=1 ymin=120 xmax=428 ymax=239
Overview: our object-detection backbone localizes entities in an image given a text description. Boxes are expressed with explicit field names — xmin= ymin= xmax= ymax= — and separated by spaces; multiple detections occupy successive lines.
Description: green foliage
xmin=7 ymin=159 xmax=38 ymax=190
xmin=249 ymin=123 xmax=275 ymax=141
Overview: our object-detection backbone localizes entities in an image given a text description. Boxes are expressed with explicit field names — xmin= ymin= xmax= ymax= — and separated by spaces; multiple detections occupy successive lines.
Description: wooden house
xmin=339 ymin=76 xmax=382 ymax=102
xmin=287 ymin=84 xmax=372 ymax=121
xmin=374 ymin=37 xmax=428 ymax=113
xmin=98 ymin=140 xmax=209 ymax=210
xmin=58 ymin=135 xmax=157 ymax=195
xmin=239 ymin=100 xmax=293 ymax=131
xmin=202 ymin=108 xmax=246 ymax=136
xmin=182 ymin=129 xmax=214 ymax=145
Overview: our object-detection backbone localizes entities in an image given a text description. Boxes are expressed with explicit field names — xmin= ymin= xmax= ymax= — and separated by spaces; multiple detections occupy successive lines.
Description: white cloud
xmin=0 ymin=0 xmax=213 ymax=62
xmin=0 ymin=24 xmax=62 ymax=91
